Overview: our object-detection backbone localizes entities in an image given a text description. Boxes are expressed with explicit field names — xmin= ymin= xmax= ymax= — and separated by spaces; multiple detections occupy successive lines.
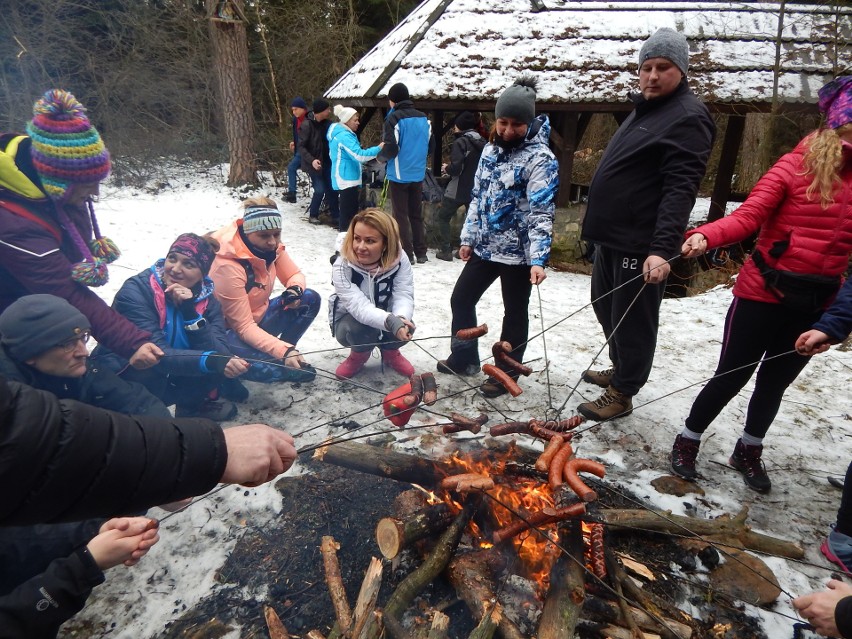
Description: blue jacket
xmin=327 ymin=123 xmax=382 ymax=190
xmin=94 ymin=261 xmax=232 ymax=380
xmin=460 ymin=115 xmax=558 ymax=267
xmin=378 ymin=100 xmax=431 ymax=183
xmin=814 ymin=277 xmax=852 ymax=341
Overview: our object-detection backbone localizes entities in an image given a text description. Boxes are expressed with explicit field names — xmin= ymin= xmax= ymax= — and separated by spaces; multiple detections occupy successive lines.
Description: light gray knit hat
xmin=638 ymin=28 xmax=689 ymax=76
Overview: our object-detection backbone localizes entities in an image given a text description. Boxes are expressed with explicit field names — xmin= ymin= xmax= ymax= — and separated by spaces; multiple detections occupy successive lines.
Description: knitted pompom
xmin=90 ymin=236 xmax=121 ymax=263
xmin=71 ymin=258 xmax=110 ymax=287
xmin=32 ymin=89 xmax=87 ymax=119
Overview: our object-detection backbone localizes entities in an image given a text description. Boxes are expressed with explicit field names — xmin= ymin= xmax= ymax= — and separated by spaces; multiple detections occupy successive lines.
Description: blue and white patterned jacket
xmin=460 ymin=115 xmax=558 ymax=266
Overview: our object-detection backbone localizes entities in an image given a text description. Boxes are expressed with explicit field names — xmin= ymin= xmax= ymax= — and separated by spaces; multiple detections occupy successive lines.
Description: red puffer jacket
xmin=688 ymin=136 xmax=852 ymax=305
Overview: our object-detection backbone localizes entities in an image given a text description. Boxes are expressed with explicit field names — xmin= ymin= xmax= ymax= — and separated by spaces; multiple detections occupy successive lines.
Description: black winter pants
xmin=684 ymin=297 xmax=817 ymax=439
xmin=337 ymin=186 xmax=360 ymax=233
xmin=590 ymin=245 xmax=666 ymax=396
xmin=447 ymin=253 xmax=532 ymax=371
xmin=389 ymin=181 xmax=426 ymax=259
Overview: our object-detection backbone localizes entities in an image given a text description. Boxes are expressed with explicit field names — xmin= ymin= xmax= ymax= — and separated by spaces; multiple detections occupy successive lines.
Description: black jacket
xmin=444 ymin=130 xmax=486 ymax=204
xmin=0 ymin=545 xmax=103 ymax=639
xmin=298 ymin=112 xmax=331 ymax=176
xmin=0 ymin=347 xmax=170 ymax=418
xmin=0 ymin=376 xmax=227 ymax=526
xmin=582 ymin=81 xmax=715 ymax=258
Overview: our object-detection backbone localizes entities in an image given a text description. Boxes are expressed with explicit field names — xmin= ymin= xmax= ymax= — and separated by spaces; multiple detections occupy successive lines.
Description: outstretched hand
xmin=221 ymin=424 xmax=297 ymax=486
xmin=793 ymin=579 xmax=852 ymax=638
xmin=681 ymin=233 xmax=707 ymax=258
xmin=796 ymin=329 xmax=833 ymax=356
xmin=129 ymin=342 xmax=164 ymax=369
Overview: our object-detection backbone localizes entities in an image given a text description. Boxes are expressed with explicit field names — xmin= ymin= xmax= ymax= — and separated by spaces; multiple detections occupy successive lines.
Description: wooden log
xmin=595 ymin=506 xmax=803 ymax=559
xmin=376 ymin=503 xmax=454 ymax=559
xmin=383 ymin=499 xmax=475 ymax=619
xmin=321 ymin=536 xmax=353 ymax=634
xmin=583 ymin=595 xmax=692 ymax=639
xmin=427 ymin=612 xmax=449 ymax=639
xmin=263 ymin=605 xmax=289 ymax=639
xmin=445 ymin=550 xmax=525 ymax=639
xmin=351 ymin=557 xmax=383 ymax=639
xmin=314 ymin=441 xmax=453 ymax=488
xmin=537 ymin=518 xmax=585 ymax=639
xmin=468 ymin=602 xmax=503 ymax=639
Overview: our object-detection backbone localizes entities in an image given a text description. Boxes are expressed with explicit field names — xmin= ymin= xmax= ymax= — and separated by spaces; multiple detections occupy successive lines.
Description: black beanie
xmin=454 ymin=111 xmax=477 ymax=131
xmin=388 ymin=83 xmax=410 ymax=103
xmin=312 ymin=98 xmax=330 ymax=114
xmin=0 ymin=294 xmax=90 ymax=361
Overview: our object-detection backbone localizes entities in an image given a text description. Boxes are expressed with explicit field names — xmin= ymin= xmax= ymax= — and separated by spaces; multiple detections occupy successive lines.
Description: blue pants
xmin=226 ymin=288 xmax=321 ymax=382
xmin=287 ymin=152 xmax=302 ymax=195
xmin=308 ymin=167 xmax=340 ymax=219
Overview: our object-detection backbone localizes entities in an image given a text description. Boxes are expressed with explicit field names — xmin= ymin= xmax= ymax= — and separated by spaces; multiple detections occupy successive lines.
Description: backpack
xmin=421 ymin=168 xmax=444 ymax=203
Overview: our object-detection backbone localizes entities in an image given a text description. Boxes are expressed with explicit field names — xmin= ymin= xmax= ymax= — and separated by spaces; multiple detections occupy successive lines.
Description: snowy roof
xmin=326 ymin=0 xmax=852 ymax=109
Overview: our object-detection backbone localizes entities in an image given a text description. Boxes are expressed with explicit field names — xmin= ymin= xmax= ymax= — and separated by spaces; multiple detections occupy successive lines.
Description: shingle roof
xmin=326 ymin=0 xmax=851 ymax=108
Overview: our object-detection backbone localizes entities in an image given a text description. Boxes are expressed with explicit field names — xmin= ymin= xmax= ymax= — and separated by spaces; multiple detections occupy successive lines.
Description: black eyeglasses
xmin=58 ymin=332 xmax=90 ymax=353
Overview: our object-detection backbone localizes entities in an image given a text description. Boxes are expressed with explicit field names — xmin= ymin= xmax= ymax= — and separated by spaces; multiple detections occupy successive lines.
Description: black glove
xmin=281 ymin=285 xmax=303 ymax=306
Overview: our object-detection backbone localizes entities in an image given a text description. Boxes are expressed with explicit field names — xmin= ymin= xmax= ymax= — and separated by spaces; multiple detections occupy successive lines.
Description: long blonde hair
xmin=802 ymin=123 xmax=852 ymax=207
xmin=341 ymin=208 xmax=402 ymax=269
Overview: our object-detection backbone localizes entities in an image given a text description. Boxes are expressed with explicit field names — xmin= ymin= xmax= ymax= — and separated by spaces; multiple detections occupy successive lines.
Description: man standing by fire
xmin=578 ymin=28 xmax=715 ymax=421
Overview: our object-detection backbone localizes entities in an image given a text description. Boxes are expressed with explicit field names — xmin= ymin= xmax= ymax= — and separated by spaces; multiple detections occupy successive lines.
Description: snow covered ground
xmin=58 ymin=165 xmax=851 ymax=638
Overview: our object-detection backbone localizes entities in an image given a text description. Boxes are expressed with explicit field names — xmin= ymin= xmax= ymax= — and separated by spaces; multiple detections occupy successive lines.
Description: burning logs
xmin=492 ymin=503 xmax=586 ymax=545
xmin=375 ymin=503 xmax=454 ymax=559
xmin=445 ymin=550 xmax=525 ymax=639
xmin=383 ymin=499 xmax=476 ymax=620
xmin=537 ymin=519 xmax=586 ymax=639
xmin=314 ymin=441 xmax=454 ymax=488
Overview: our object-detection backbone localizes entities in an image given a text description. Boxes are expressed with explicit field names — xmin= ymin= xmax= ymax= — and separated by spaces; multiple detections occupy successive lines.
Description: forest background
xmin=0 ymin=0 xmax=838 ymax=199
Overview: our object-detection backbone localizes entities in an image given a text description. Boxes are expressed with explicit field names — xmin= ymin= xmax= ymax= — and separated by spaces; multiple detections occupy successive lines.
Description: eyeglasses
xmin=58 ymin=332 xmax=90 ymax=353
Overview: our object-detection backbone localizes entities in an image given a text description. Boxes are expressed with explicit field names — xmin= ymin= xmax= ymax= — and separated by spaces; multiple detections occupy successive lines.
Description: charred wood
xmin=537 ymin=518 xmax=585 ymax=639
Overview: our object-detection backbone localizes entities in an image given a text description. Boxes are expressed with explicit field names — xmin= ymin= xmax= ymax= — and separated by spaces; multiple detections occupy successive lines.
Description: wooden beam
xmin=431 ymin=109 xmax=444 ymax=176
xmin=555 ymin=113 xmax=579 ymax=207
xmin=359 ymin=107 xmax=378 ymax=132
xmin=707 ymin=114 xmax=746 ymax=222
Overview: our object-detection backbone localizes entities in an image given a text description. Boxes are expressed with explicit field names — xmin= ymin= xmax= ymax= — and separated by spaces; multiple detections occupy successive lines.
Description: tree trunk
xmin=314 ymin=441 xmax=456 ymax=488
xmin=207 ymin=0 xmax=258 ymax=187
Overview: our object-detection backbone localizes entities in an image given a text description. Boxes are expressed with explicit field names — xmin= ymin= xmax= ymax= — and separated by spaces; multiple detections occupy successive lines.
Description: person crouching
xmin=330 ymin=208 xmax=415 ymax=379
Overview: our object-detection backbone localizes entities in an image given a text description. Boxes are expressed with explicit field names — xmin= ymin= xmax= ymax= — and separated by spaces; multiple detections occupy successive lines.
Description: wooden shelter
xmin=325 ymin=0 xmax=851 ymax=213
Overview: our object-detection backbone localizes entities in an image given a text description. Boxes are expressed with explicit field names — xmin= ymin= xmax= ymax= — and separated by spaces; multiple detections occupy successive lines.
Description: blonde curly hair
xmin=802 ymin=123 xmax=852 ymax=208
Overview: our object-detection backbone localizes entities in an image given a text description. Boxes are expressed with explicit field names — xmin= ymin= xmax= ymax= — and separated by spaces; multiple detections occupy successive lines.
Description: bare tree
xmin=207 ymin=0 xmax=257 ymax=186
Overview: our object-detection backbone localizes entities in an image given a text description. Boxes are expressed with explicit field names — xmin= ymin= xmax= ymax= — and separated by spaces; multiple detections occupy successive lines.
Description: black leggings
xmin=685 ymin=297 xmax=817 ymax=439
xmin=447 ymin=253 xmax=532 ymax=371
xmin=837 ymin=461 xmax=852 ymax=536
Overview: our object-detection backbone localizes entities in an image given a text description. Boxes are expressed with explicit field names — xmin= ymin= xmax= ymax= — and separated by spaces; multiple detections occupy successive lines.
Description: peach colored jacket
xmin=209 ymin=220 xmax=307 ymax=359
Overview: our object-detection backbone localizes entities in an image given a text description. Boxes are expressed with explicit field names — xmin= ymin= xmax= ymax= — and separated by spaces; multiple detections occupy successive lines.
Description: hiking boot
xmin=821 ymin=528 xmax=852 ymax=575
xmin=219 ymin=378 xmax=250 ymax=403
xmin=577 ymin=385 xmax=633 ymax=421
xmin=176 ymin=399 xmax=238 ymax=422
xmin=381 ymin=348 xmax=415 ymax=376
xmin=336 ymin=349 xmax=371 ymax=380
xmin=728 ymin=439 xmax=771 ymax=493
xmin=308 ymin=216 xmax=322 ymax=225
xmin=435 ymin=249 xmax=453 ymax=262
xmin=582 ymin=367 xmax=614 ymax=388
xmin=284 ymin=192 xmax=297 ymax=203
xmin=670 ymin=434 xmax=700 ymax=480
xmin=437 ymin=359 xmax=479 ymax=376
xmin=416 ymin=255 xmax=428 ymax=264
xmin=480 ymin=372 xmax=520 ymax=398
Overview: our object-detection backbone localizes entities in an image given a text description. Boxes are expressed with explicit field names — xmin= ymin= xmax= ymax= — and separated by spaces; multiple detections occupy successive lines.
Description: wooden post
xmin=708 ymin=114 xmax=746 ymax=222
xmin=431 ymin=109 xmax=444 ymax=176
xmin=555 ymin=112 xmax=579 ymax=207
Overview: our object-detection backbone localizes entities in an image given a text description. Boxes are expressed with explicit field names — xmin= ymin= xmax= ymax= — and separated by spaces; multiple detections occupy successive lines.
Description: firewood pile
xmin=271 ymin=430 xmax=803 ymax=639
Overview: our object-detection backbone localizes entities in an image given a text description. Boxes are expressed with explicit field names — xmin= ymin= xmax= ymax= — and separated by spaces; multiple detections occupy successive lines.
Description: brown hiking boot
xmin=577 ymin=385 xmax=633 ymax=421
xmin=729 ymin=439 xmax=771 ymax=493
xmin=581 ymin=367 xmax=614 ymax=388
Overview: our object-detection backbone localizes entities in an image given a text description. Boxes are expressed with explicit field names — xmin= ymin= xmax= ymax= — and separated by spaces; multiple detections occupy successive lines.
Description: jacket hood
xmin=0 ymin=135 xmax=48 ymax=202
xmin=327 ymin=122 xmax=354 ymax=144
xmin=347 ymin=250 xmax=402 ymax=278
xmin=525 ymin=114 xmax=551 ymax=147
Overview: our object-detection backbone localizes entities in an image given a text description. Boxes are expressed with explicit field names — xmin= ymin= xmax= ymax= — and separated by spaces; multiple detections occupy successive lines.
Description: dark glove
xmin=281 ymin=285 xmax=303 ymax=306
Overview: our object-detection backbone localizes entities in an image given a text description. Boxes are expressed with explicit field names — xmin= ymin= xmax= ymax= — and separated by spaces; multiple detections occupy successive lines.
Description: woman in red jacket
xmin=670 ymin=76 xmax=852 ymax=492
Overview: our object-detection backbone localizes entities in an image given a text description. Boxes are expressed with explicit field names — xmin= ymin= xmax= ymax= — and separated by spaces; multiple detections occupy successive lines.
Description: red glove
xmin=382 ymin=382 xmax=420 ymax=427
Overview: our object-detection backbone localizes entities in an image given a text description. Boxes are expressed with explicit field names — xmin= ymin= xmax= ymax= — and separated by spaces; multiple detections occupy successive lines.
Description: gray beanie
xmin=494 ymin=77 xmax=537 ymax=124
xmin=638 ymin=28 xmax=689 ymax=77
xmin=0 ymin=294 xmax=90 ymax=361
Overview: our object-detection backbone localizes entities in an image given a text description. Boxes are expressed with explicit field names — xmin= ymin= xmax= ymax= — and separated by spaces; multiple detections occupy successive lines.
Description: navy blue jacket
xmin=94 ymin=264 xmax=232 ymax=384
xmin=814 ymin=276 xmax=852 ymax=341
